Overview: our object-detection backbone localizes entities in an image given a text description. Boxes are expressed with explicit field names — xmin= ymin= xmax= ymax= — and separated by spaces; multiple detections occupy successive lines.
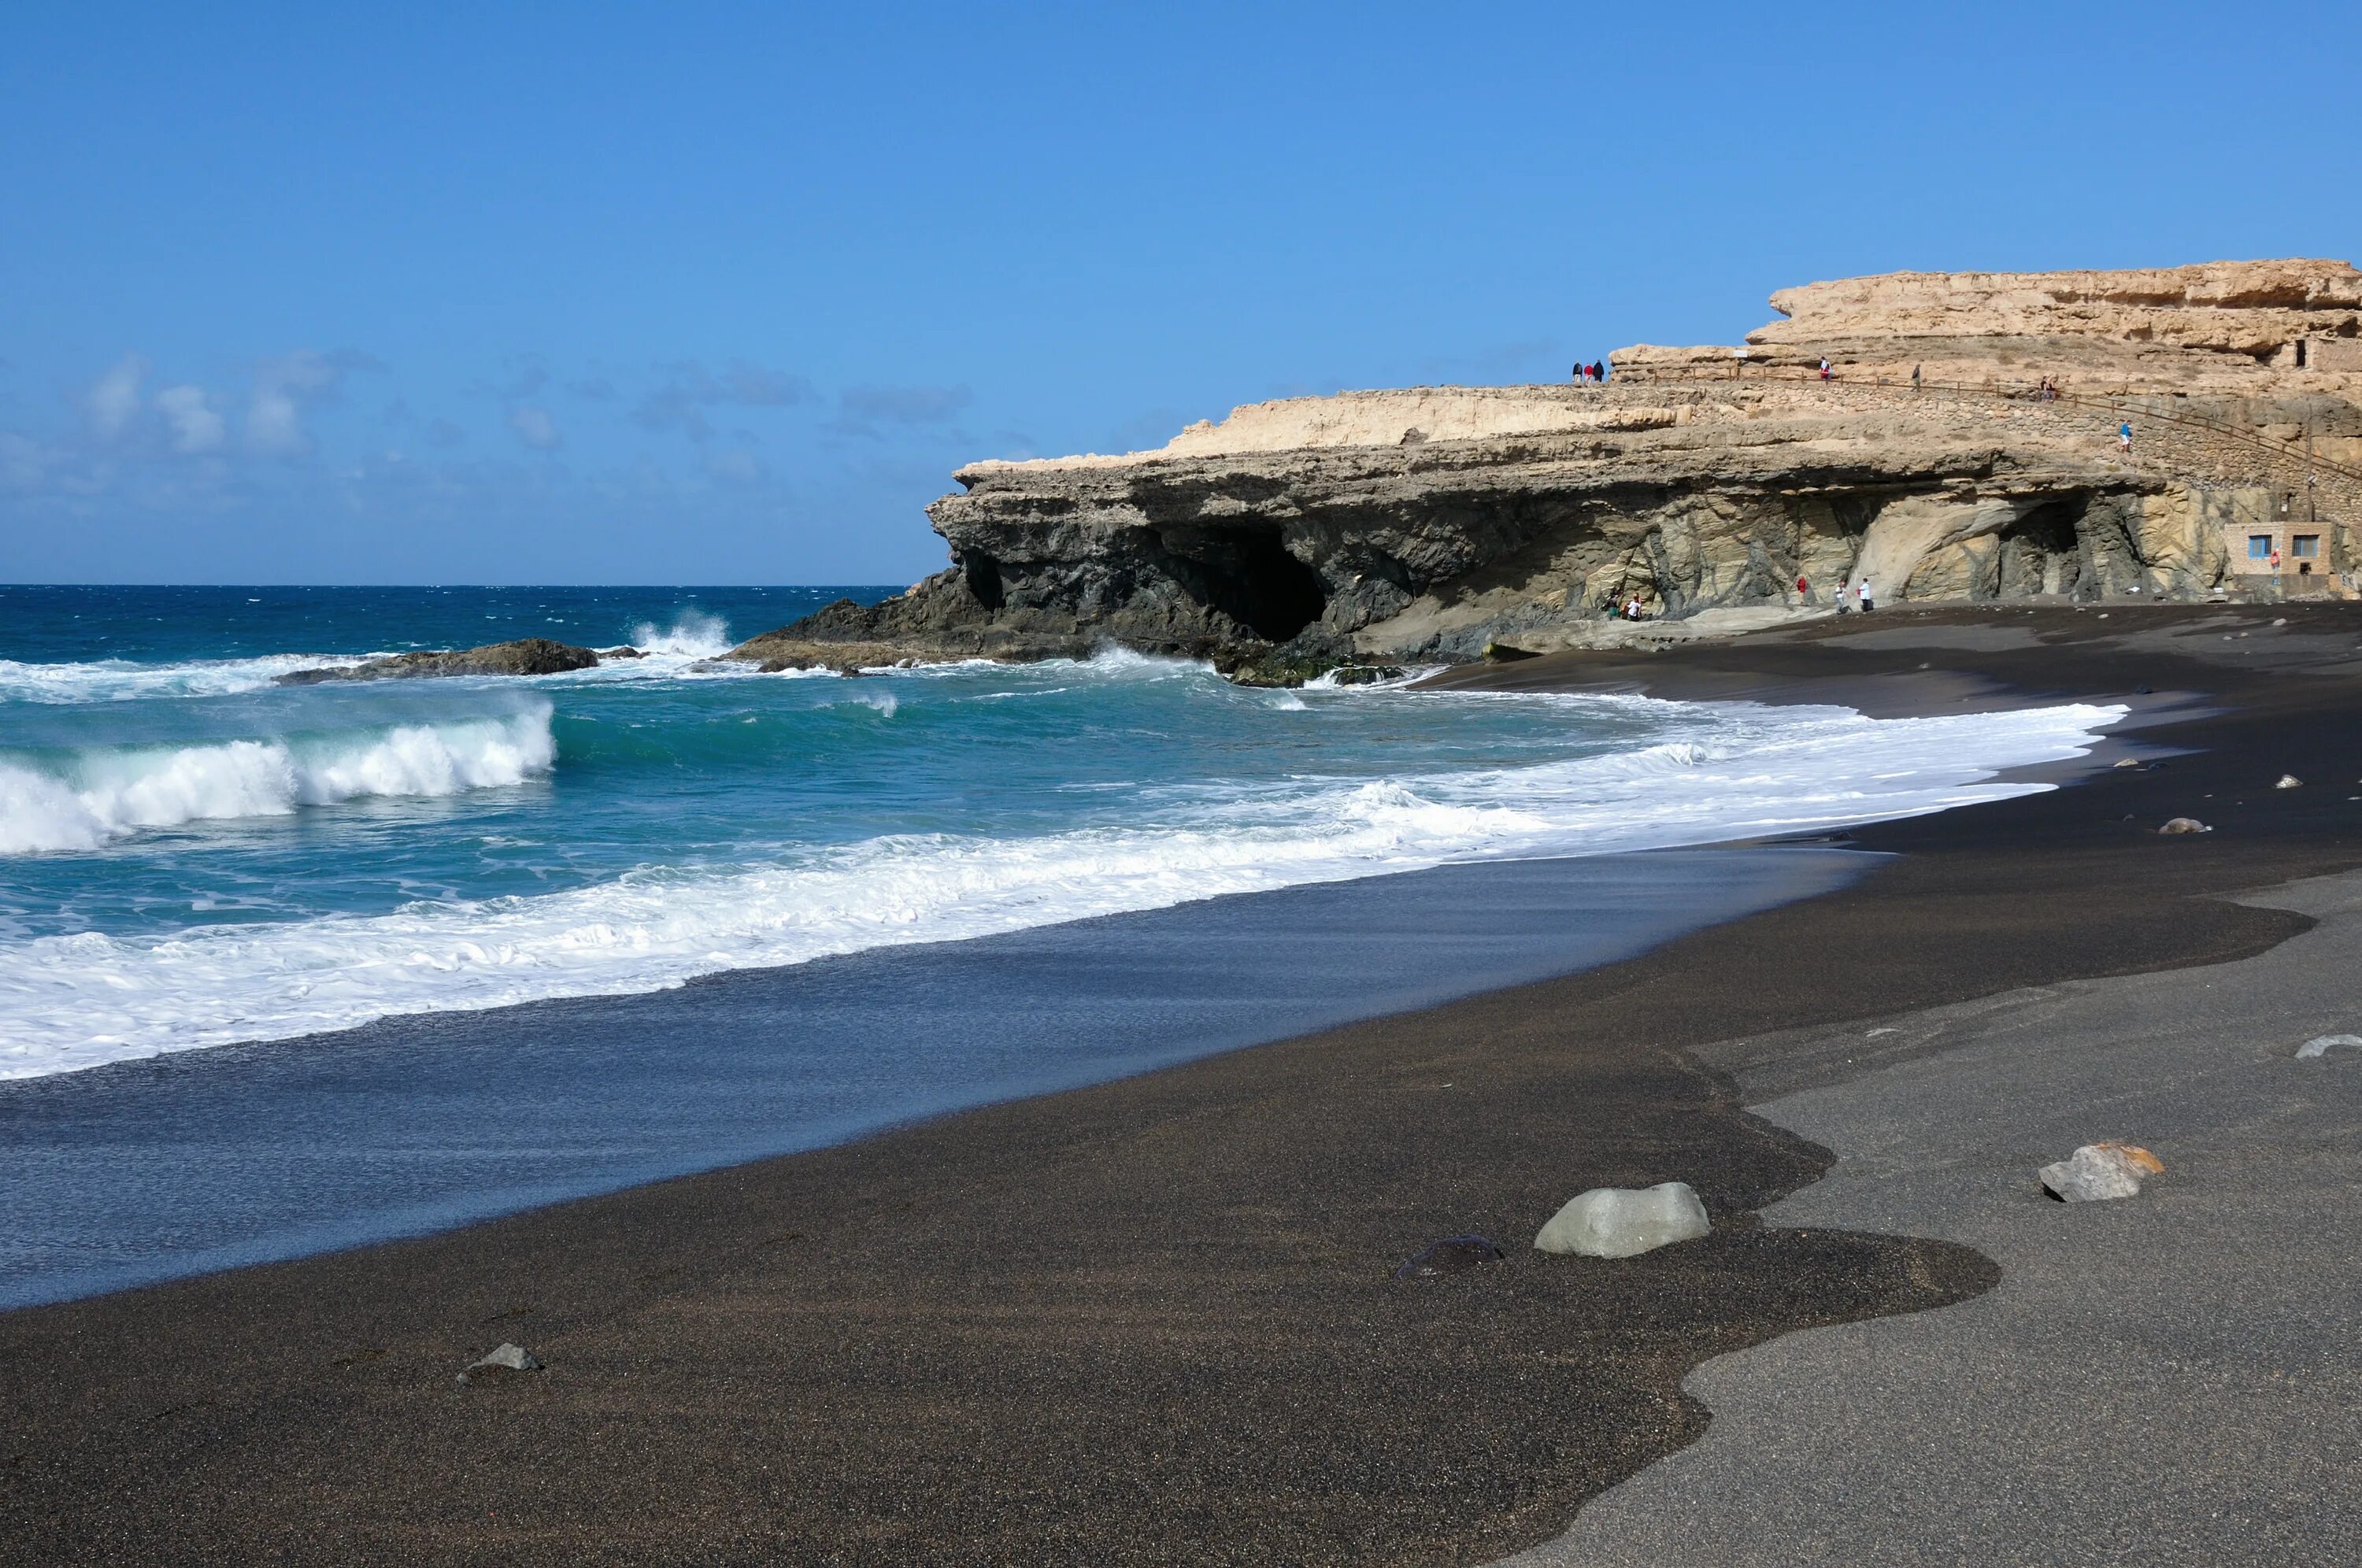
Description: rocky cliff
xmin=731 ymin=260 xmax=2362 ymax=679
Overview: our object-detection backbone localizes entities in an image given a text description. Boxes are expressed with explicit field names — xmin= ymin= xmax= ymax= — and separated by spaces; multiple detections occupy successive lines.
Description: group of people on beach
xmin=1573 ymin=360 xmax=1608 ymax=384
xmin=1797 ymin=573 xmax=1874 ymax=612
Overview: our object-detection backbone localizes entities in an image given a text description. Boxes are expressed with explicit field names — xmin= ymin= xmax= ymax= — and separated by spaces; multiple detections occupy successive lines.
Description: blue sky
xmin=4 ymin=2 xmax=2356 ymax=585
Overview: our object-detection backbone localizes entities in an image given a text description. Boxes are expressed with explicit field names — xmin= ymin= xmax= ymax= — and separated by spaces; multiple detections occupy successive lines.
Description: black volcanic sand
xmin=9 ymin=602 xmax=2362 ymax=1566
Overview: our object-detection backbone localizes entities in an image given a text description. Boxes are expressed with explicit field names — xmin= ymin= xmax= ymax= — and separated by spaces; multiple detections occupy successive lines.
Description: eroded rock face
xmin=727 ymin=261 xmax=2362 ymax=680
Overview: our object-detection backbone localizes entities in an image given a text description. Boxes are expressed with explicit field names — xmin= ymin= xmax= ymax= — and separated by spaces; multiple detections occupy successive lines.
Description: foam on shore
xmin=0 ymin=696 xmax=2122 ymax=1078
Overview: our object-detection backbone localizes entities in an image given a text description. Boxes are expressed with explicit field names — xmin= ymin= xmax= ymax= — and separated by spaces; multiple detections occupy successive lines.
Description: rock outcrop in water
xmin=276 ymin=638 xmax=604 ymax=685
xmin=730 ymin=261 xmax=2362 ymax=679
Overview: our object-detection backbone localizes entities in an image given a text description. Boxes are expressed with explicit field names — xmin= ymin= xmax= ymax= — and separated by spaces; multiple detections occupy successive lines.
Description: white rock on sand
xmin=457 ymin=1342 xmax=544 ymax=1383
xmin=2038 ymin=1142 xmax=2165 ymax=1203
xmin=1535 ymin=1182 xmax=1712 ymax=1258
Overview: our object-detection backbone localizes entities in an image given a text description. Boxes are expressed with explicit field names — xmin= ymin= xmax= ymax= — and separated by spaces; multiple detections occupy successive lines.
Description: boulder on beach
xmin=2276 ymin=774 xmax=2303 ymax=790
xmin=1394 ymin=1234 xmax=1505 ymax=1279
xmin=1535 ymin=1182 xmax=1711 ymax=1259
xmin=2159 ymin=817 xmax=2211 ymax=835
xmin=2039 ymin=1142 xmax=2164 ymax=1203
xmin=457 ymin=1341 xmax=544 ymax=1383
xmin=276 ymin=638 xmax=601 ymax=686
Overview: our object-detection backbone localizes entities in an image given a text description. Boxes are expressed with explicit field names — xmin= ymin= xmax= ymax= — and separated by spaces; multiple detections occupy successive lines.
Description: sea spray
xmin=628 ymin=611 xmax=733 ymax=657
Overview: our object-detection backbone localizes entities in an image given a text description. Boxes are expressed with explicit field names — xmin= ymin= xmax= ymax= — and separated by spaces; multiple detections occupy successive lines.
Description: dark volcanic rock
xmin=1394 ymin=1234 xmax=1506 ymax=1279
xmin=276 ymin=638 xmax=600 ymax=686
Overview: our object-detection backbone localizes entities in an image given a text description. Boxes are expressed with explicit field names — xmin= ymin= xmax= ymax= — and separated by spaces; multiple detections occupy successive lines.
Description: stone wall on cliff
xmin=729 ymin=261 xmax=2362 ymax=679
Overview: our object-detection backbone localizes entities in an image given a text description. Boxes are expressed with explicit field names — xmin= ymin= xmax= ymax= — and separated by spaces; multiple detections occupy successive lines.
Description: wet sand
xmin=6 ymin=603 xmax=2360 ymax=1564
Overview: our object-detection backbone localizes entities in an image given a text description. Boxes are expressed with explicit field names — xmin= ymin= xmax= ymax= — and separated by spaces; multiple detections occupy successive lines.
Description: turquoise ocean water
xmin=0 ymin=584 xmax=2134 ymax=1305
xmin=1 ymin=584 xmax=2124 ymax=1083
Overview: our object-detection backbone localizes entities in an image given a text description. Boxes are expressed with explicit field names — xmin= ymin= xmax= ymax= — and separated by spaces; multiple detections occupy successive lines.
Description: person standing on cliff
xmin=1912 ymin=363 xmax=1922 ymax=393
xmin=1820 ymin=357 xmax=1833 ymax=383
xmin=2119 ymin=420 xmax=2133 ymax=455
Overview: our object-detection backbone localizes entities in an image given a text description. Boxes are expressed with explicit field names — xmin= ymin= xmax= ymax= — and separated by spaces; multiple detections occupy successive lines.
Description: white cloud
xmin=0 ymin=431 xmax=46 ymax=490
xmin=156 ymin=385 xmax=226 ymax=454
xmin=633 ymin=359 xmax=812 ymax=439
xmin=828 ymin=382 xmax=973 ymax=438
xmin=86 ymin=355 xmax=148 ymax=440
xmin=246 ymin=384 xmax=307 ymax=457
xmin=508 ymin=405 xmax=562 ymax=449
xmin=243 ymin=349 xmax=381 ymax=459
xmin=704 ymin=442 xmax=763 ymax=483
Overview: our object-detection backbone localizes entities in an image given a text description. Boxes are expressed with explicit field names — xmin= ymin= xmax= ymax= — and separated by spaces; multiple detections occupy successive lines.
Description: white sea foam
xmin=0 ymin=653 xmax=368 ymax=704
xmin=0 ymin=708 xmax=555 ymax=856
xmin=628 ymin=611 xmax=732 ymax=658
xmin=0 ymin=698 xmax=2121 ymax=1078
xmin=0 ymin=612 xmax=739 ymax=705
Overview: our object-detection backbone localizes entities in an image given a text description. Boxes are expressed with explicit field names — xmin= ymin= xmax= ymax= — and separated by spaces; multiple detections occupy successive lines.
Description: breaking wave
xmin=0 ymin=653 xmax=367 ymax=704
xmin=628 ymin=611 xmax=732 ymax=658
xmin=0 ymin=708 xmax=556 ymax=856
xmin=0 ymin=698 xmax=2121 ymax=1077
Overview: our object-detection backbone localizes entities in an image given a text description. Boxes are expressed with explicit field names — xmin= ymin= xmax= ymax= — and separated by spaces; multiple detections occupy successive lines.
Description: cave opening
xmin=1186 ymin=527 xmax=1328 ymax=642
xmin=961 ymin=550 xmax=1005 ymax=611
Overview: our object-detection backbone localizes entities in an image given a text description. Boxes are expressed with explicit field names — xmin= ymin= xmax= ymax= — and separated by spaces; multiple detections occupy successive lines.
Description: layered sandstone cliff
xmin=732 ymin=261 xmax=2362 ymax=679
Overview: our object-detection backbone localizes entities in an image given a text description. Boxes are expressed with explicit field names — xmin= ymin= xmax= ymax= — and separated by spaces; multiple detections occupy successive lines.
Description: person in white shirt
xmin=1857 ymin=580 xmax=1875 ymax=613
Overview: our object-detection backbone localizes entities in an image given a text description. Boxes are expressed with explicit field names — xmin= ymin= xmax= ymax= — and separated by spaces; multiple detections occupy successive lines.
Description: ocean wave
xmin=0 ymin=699 xmax=2122 ymax=1077
xmin=628 ymin=611 xmax=733 ymax=658
xmin=0 ymin=708 xmax=556 ymax=855
xmin=0 ymin=653 xmax=369 ymax=704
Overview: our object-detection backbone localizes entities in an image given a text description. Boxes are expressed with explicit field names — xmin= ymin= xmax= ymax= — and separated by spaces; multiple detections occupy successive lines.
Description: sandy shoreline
xmin=6 ymin=602 xmax=2360 ymax=1564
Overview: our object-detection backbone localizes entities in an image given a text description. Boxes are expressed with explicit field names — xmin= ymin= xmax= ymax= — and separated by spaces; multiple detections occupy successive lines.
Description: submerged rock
xmin=458 ymin=1342 xmax=544 ymax=1383
xmin=2039 ymin=1142 xmax=2164 ymax=1203
xmin=1535 ymin=1182 xmax=1711 ymax=1259
xmin=277 ymin=638 xmax=600 ymax=685
xmin=2276 ymin=774 xmax=2304 ymax=790
xmin=2159 ymin=817 xmax=2212 ymax=835
xmin=1394 ymin=1234 xmax=1505 ymax=1279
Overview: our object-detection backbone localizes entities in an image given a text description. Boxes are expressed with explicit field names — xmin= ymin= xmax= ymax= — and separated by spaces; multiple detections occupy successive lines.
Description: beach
xmin=6 ymin=602 xmax=2360 ymax=1564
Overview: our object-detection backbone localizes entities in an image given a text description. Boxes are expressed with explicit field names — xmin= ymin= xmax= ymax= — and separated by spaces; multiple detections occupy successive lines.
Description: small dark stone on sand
xmin=1394 ymin=1234 xmax=1505 ymax=1279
